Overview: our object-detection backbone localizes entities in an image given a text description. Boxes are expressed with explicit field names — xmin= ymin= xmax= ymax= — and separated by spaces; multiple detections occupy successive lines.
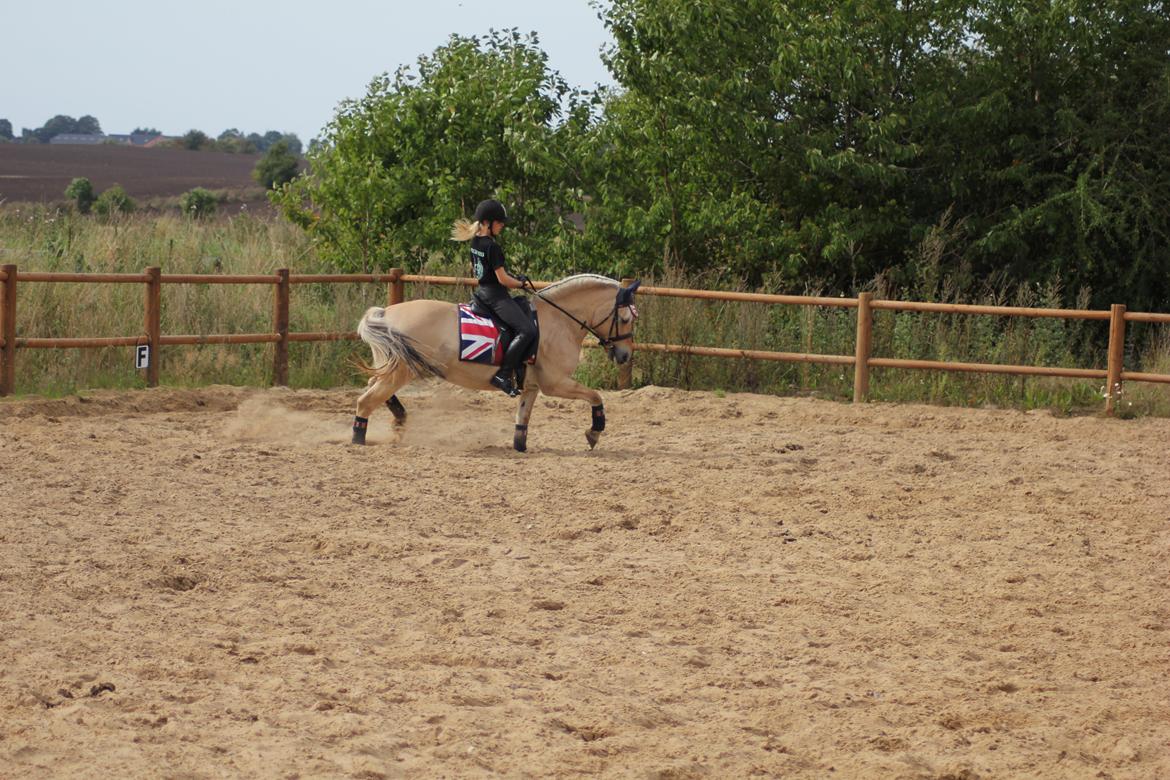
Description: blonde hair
xmin=451 ymin=219 xmax=480 ymax=242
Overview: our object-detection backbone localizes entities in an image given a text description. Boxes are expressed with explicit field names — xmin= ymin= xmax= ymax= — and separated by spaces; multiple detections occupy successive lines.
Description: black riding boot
xmin=491 ymin=331 xmax=532 ymax=397
xmin=490 ymin=326 xmax=518 ymax=396
xmin=490 ymin=366 xmax=519 ymax=396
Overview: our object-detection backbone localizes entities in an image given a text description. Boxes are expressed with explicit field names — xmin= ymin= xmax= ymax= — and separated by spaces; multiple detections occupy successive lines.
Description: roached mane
xmin=538 ymin=274 xmax=619 ymax=299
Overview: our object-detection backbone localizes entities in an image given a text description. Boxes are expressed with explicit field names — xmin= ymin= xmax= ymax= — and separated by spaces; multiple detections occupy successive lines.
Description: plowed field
xmin=0 ymin=144 xmax=266 ymax=204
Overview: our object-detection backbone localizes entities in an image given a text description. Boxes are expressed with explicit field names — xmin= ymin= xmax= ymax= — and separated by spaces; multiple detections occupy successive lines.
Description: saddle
xmin=459 ymin=294 xmax=540 ymax=375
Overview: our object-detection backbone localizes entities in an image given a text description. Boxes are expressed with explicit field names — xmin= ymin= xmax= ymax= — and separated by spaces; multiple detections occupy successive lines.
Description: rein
xmin=524 ymin=281 xmax=635 ymax=350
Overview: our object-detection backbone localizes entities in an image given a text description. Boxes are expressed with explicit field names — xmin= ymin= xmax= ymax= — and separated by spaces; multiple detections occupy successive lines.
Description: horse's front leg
xmin=513 ymin=384 xmax=540 ymax=452
xmin=540 ymin=378 xmax=606 ymax=450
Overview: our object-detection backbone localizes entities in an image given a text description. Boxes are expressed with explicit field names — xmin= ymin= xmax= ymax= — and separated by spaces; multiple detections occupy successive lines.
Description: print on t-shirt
xmin=471 ymin=246 xmax=486 ymax=280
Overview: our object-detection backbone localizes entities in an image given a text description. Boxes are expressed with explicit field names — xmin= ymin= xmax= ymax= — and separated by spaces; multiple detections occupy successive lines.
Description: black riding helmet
xmin=473 ymin=199 xmax=508 ymax=224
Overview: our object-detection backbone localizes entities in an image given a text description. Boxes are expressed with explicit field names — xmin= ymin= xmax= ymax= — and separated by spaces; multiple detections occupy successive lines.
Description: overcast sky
xmin=3 ymin=0 xmax=615 ymax=142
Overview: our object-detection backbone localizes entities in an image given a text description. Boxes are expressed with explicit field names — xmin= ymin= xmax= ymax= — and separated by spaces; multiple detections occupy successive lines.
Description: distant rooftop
xmin=49 ymin=133 xmax=167 ymax=146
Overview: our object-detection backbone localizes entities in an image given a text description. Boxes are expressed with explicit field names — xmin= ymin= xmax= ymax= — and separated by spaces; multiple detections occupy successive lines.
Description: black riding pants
xmin=475 ymin=286 xmax=536 ymax=371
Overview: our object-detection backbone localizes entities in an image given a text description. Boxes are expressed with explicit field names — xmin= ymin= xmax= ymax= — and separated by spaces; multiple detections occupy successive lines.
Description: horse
xmin=352 ymin=274 xmax=641 ymax=452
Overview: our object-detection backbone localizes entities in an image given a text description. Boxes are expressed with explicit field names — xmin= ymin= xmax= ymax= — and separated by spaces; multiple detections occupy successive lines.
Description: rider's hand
xmin=515 ymin=274 xmax=531 ymax=286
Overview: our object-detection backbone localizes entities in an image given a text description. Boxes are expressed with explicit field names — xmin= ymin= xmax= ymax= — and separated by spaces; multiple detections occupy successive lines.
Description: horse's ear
xmin=617 ymin=279 xmax=641 ymax=306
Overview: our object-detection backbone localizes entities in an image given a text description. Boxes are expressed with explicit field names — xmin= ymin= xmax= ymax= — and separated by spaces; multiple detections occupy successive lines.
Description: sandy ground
xmin=1 ymin=383 xmax=1167 ymax=779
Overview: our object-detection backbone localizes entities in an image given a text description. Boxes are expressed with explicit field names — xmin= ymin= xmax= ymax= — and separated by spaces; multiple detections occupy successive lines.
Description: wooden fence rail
xmin=1 ymin=264 xmax=1168 ymax=415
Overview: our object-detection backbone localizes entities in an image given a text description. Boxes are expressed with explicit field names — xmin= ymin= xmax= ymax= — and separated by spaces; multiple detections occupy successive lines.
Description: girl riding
xmin=451 ymin=199 xmax=535 ymax=396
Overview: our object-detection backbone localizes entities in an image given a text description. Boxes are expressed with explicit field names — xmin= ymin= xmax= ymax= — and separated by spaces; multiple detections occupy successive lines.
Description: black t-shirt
xmin=470 ymin=235 xmax=506 ymax=288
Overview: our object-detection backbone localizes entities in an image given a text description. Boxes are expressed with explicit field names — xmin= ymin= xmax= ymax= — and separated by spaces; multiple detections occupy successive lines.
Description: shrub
xmin=180 ymin=188 xmax=218 ymax=219
xmin=65 ymin=177 xmax=95 ymax=214
xmin=253 ymin=140 xmax=299 ymax=190
xmin=94 ymin=185 xmax=135 ymax=218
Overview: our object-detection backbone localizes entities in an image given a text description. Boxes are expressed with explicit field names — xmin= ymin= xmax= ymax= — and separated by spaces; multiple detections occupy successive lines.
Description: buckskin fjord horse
xmin=352 ymin=274 xmax=641 ymax=452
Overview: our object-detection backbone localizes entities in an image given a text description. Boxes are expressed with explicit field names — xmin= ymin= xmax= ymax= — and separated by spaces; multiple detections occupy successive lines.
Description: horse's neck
xmin=543 ymin=279 xmax=615 ymax=322
xmin=536 ymin=282 xmax=613 ymax=347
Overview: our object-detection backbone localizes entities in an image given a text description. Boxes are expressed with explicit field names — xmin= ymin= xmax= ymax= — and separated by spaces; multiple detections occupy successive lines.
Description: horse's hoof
xmin=351 ymin=429 xmax=367 ymax=445
xmin=585 ymin=430 xmax=600 ymax=449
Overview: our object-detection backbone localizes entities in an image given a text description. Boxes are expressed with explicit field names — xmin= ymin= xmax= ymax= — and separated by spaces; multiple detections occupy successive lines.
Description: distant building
xmin=49 ymin=133 xmax=106 ymax=145
xmin=49 ymin=132 xmax=166 ymax=146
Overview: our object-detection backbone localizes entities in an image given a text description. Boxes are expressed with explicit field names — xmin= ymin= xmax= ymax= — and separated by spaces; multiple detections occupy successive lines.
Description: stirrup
xmin=490 ymin=371 xmax=520 ymax=397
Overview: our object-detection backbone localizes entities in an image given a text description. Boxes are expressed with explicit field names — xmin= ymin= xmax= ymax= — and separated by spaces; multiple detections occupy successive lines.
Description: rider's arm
xmin=494 ymin=266 xmax=527 ymax=289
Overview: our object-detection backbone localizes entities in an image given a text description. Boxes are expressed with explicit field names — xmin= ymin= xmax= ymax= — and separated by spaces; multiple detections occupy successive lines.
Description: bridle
xmin=524 ymin=280 xmax=639 ymax=356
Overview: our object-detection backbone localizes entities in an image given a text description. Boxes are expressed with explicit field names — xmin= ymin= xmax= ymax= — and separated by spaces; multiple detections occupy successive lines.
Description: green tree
xmin=65 ymin=177 xmax=95 ymax=214
xmin=244 ymin=131 xmax=304 ymax=154
xmin=590 ymin=0 xmax=1170 ymax=310
xmin=181 ymin=129 xmax=209 ymax=150
xmin=30 ymin=114 xmax=81 ymax=143
xmin=253 ymin=140 xmax=300 ymax=189
xmin=94 ymin=185 xmax=136 ymax=218
xmin=76 ymin=115 xmax=102 ymax=135
xmin=0 ymin=119 xmax=12 ymax=140
xmin=278 ymin=133 xmax=303 ymax=155
xmin=132 ymin=127 xmax=161 ymax=135
xmin=591 ymin=0 xmax=963 ymax=285
xmin=921 ymin=0 xmax=1170 ymax=311
xmin=214 ymin=128 xmax=257 ymax=153
xmin=273 ymin=2 xmax=1170 ymax=311
xmin=180 ymin=188 xmax=218 ymax=219
xmin=274 ymin=30 xmax=584 ymax=273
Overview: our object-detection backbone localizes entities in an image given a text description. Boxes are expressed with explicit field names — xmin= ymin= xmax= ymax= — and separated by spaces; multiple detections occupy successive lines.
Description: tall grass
xmin=606 ymin=271 xmax=1168 ymax=415
xmin=2 ymin=207 xmax=1167 ymax=415
xmin=0 ymin=208 xmax=380 ymax=395
xmin=579 ymin=264 xmax=1169 ymax=416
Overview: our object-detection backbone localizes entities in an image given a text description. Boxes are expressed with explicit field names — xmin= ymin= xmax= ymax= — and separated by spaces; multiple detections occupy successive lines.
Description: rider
xmin=451 ymin=199 xmax=535 ymax=397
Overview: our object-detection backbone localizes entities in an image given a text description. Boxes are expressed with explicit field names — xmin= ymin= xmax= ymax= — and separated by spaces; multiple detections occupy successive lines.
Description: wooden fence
xmin=2 ymin=263 xmax=1169 ymax=414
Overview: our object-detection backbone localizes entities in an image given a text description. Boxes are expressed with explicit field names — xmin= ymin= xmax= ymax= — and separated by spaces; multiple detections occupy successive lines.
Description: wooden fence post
xmin=853 ymin=292 xmax=873 ymax=403
xmin=1105 ymin=303 xmax=1126 ymax=415
xmin=1 ymin=265 xmax=16 ymax=396
xmin=273 ymin=268 xmax=290 ymax=386
xmin=388 ymin=268 xmax=405 ymax=306
xmin=801 ymin=306 xmax=813 ymax=390
xmin=618 ymin=277 xmax=634 ymax=390
xmin=144 ymin=267 xmax=161 ymax=387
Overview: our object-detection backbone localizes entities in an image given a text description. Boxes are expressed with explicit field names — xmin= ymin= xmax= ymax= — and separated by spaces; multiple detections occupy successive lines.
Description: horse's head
xmin=538 ymin=275 xmax=642 ymax=363
xmin=607 ymin=280 xmax=642 ymax=365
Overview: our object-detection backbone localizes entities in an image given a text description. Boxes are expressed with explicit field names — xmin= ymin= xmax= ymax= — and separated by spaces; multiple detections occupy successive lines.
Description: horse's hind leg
xmin=353 ymin=367 xmax=410 ymax=445
xmin=386 ymin=395 xmax=406 ymax=424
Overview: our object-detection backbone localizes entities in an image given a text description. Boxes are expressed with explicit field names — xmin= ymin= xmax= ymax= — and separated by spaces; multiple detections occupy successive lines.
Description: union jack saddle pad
xmin=457 ymin=304 xmax=538 ymax=365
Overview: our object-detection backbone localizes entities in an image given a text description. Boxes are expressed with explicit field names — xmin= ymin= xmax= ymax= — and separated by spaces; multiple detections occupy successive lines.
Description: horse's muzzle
xmin=613 ymin=346 xmax=632 ymax=365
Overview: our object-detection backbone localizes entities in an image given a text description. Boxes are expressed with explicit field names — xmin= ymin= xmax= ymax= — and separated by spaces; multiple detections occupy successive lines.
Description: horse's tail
xmin=356 ymin=306 xmax=445 ymax=380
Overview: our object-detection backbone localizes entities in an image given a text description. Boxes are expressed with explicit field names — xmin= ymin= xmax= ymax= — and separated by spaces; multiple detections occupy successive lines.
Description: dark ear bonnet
xmin=616 ymin=279 xmax=641 ymax=307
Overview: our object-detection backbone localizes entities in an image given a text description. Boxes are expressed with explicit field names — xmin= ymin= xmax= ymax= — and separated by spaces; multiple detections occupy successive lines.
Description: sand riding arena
xmin=1 ymin=383 xmax=1168 ymax=778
